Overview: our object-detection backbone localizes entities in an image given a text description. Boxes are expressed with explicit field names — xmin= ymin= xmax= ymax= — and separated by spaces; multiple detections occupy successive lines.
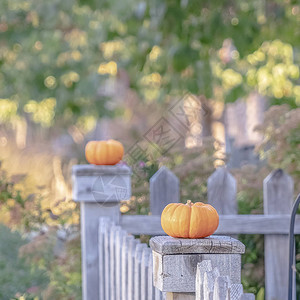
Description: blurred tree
xmin=0 ymin=0 xmax=299 ymax=133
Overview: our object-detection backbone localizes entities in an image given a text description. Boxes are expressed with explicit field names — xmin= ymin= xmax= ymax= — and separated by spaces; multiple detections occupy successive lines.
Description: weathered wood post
xmin=150 ymin=235 xmax=245 ymax=300
xmin=72 ymin=164 xmax=131 ymax=300
xmin=263 ymin=169 xmax=294 ymax=300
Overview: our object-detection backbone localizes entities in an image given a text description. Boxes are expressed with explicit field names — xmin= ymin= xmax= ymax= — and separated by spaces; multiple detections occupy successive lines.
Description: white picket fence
xmin=99 ymin=217 xmax=164 ymax=300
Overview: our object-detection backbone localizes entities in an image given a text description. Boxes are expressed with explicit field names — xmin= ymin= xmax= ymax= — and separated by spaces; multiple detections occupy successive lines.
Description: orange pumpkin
xmin=161 ymin=200 xmax=219 ymax=238
xmin=85 ymin=140 xmax=124 ymax=165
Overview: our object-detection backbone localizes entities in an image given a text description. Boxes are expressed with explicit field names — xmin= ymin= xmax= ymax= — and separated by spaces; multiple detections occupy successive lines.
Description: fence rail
xmin=120 ymin=214 xmax=300 ymax=235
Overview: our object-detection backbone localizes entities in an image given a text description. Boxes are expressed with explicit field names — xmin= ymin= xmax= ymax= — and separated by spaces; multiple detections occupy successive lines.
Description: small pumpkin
xmin=85 ymin=140 xmax=124 ymax=165
xmin=161 ymin=200 xmax=219 ymax=239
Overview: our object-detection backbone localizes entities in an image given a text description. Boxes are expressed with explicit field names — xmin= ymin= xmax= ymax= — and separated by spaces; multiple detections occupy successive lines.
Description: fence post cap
xmin=150 ymin=235 xmax=245 ymax=255
xmin=72 ymin=163 xmax=132 ymax=176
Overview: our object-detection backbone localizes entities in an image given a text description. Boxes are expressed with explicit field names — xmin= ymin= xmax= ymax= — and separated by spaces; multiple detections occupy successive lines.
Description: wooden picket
xmin=148 ymin=252 xmax=156 ymax=299
xmin=141 ymin=248 xmax=150 ymax=300
xmin=122 ymin=235 xmax=133 ymax=300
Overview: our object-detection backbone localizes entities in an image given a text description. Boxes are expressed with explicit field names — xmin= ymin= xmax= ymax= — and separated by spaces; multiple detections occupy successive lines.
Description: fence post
xmin=150 ymin=166 xmax=180 ymax=215
xmin=207 ymin=167 xmax=237 ymax=214
xmin=263 ymin=169 xmax=294 ymax=300
xmin=150 ymin=235 xmax=245 ymax=300
xmin=72 ymin=164 xmax=131 ymax=300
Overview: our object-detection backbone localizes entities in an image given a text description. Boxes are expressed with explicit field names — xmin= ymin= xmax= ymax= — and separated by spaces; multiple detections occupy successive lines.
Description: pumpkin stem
xmin=186 ymin=200 xmax=192 ymax=207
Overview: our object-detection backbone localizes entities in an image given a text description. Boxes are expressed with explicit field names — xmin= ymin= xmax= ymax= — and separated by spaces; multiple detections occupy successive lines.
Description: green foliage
xmin=17 ymin=228 xmax=81 ymax=300
xmin=0 ymin=167 xmax=25 ymax=208
xmin=43 ymin=235 xmax=82 ymax=300
xmin=0 ymin=162 xmax=50 ymax=230
xmin=255 ymin=105 xmax=300 ymax=191
xmin=215 ymin=40 xmax=300 ymax=104
xmin=0 ymin=0 xmax=299 ymax=133
xmin=0 ymin=225 xmax=48 ymax=299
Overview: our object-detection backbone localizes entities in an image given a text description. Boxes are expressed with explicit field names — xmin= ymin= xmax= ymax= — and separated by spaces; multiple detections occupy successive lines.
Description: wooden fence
xmin=98 ymin=217 xmax=254 ymax=300
xmin=73 ymin=164 xmax=297 ymax=300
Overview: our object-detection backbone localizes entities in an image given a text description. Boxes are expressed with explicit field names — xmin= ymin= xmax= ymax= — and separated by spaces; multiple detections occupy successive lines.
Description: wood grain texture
xmin=207 ymin=168 xmax=237 ymax=214
xmin=150 ymin=166 xmax=179 ymax=215
xmin=152 ymin=252 xmax=241 ymax=293
xmin=263 ymin=169 xmax=294 ymax=300
xmin=152 ymin=250 xmax=163 ymax=291
xmin=150 ymin=236 xmax=245 ymax=255
xmin=121 ymin=214 xmax=300 ymax=235
xmin=72 ymin=164 xmax=132 ymax=176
